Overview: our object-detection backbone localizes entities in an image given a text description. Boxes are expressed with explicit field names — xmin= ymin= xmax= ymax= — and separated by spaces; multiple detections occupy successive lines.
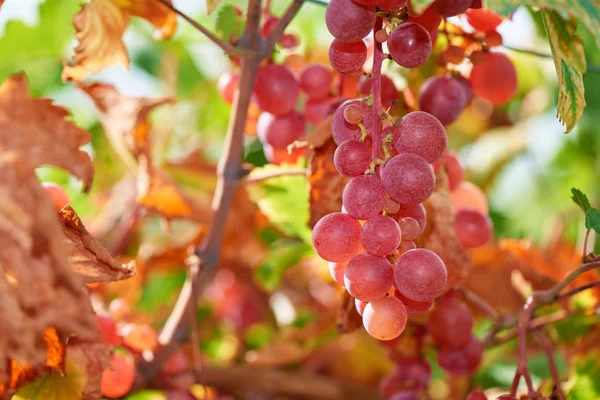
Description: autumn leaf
xmin=59 ymin=206 xmax=136 ymax=283
xmin=67 ymin=338 xmax=111 ymax=399
xmin=136 ymin=166 xmax=196 ymax=219
xmin=0 ymin=0 xmax=4 ymax=10
xmin=63 ymin=0 xmax=177 ymax=81
xmin=337 ymin=290 xmax=362 ymax=334
xmin=12 ymin=357 xmax=87 ymax=400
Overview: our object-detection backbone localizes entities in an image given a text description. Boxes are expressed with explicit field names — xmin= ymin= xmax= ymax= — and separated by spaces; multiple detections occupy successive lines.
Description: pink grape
xmin=334 ymin=139 xmax=371 ymax=177
xmin=280 ymin=33 xmax=299 ymax=49
xmin=387 ymin=22 xmax=432 ymax=68
xmin=332 ymin=99 xmax=374 ymax=144
xmin=395 ymin=111 xmax=447 ymax=162
xmin=454 ymin=208 xmax=493 ymax=248
xmin=344 ymin=252 xmax=393 ymax=301
xmin=329 ymin=39 xmax=367 ymax=74
xmin=465 ymin=8 xmax=504 ymax=33
xmin=384 ymin=198 xmax=401 ymax=214
xmin=408 ymin=7 xmax=442 ymax=34
xmin=430 ymin=0 xmax=473 ymax=17
xmin=329 ymin=261 xmax=348 ymax=286
xmin=397 ymin=240 xmax=416 ymax=255
xmin=398 ymin=217 xmax=420 ymax=241
xmin=41 ymin=182 xmax=70 ymax=212
xmin=342 ymin=175 xmax=386 ymax=219
xmin=418 ymin=76 xmax=467 ymax=126
xmin=442 ymin=151 xmax=464 ymax=191
xmin=467 ymin=390 xmax=487 ymax=400
xmin=470 ymin=52 xmax=517 ymax=105
xmin=451 ymin=181 xmax=488 ymax=214
xmin=427 ymin=298 xmax=473 ymax=349
xmin=257 ymin=111 xmax=306 ymax=149
xmin=455 ymin=74 xmax=474 ymax=104
xmin=394 ymin=249 xmax=447 ymax=302
xmin=217 ymin=71 xmax=240 ymax=104
xmin=361 ymin=215 xmax=402 ymax=256
xmin=394 ymin=204 xmax=427 ymax=235
xmin=357 ymin=74 xmax=398 ymax=108
xmin=300 ymin=63 xmax=333 ymax=100
xmin=253 ymin=64 xmax=300 ymax=116
xmin=379 ymin=358 xmax=431 ymax=395
xmin=96 ymin=314 xmax=121 ymax=346
xmin=378 ymin=0 xmax=407 ymax=10
xmin=325 ymin=0 xmax=376 ymax=42
xmin=437 ymin=336 xmax=483 ymax=375
xmin=394 ymin=290 xmax=433 ymax=315
xmin=355 ymin=298 xmax=368 ymax=316
xmin=304 ymin=97 xmax=333 ymax=125
xmin=312 ymin=212 xmax=362 ymax=262
xmin=382 ymin=153 xmax=435 ymax=205
xmin=362 ymin=296 xmax=407 ymax=340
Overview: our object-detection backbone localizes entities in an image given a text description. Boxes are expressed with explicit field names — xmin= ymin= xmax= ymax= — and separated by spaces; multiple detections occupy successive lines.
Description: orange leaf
xmin=136 ymin=167 xmax=196 ymax=219
xmin=43 ymin=328 xmax=65 ymax=373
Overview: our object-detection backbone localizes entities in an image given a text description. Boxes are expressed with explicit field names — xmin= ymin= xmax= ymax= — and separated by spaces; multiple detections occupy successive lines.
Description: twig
xmin=503 ymin=45 xmax=553 ymax=59
xmin=154 ymin=0 xmax=237 ymax=55
xmin=264 ymin=0 xmax=304 ymax=53
xmin=245 ymin=168 xmax=308 ymax=185
xmin=532 ymin=329 xmax=565 ymax=400
xmin=459 ymin=287 xmax=499 ymax=321
xmin=583 ymin=228 xmax=591 ymax=258
xmin=371 ymin=17 xmax=384 ymax=159
xmin=557 ymin=280 xmax=600 ymax=301
xmin=516 ymin=294 xmax=537 ymax=396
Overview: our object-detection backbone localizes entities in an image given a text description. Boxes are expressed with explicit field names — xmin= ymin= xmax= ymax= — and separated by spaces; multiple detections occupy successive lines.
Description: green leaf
xmin=569 ymin=353 xmax=600 ymax=399
xmin=411 ymin=0 xmax=435 ymax=14
xmin=125 ymin=391 xmax=167 ymax=400
xmin=541 ymin=10 xmax=586 ymax=132
xmin=136 ymin=270 xmax=187 ymax=312
xmin=255 ymin=240 xmax=312 ymax=291
xmin=247 ymin=165 xmax=311 ymax=242
xmin=215 ymin=4 xmax=245 ymax=43
xmin=244 ymin=323 xmax=273 ymax=349
xmin=12 ymin=357 xmax=85 ymax=400
xmin=571 ymin=188 xmax=591 ymax=214
xmin=585 ymin=208 xmax=600 ymax=232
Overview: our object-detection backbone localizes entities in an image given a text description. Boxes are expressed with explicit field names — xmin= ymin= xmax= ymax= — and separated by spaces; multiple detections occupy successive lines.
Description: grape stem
xmin=459 ymin=287 xmax=499 ymax=321
xmin=532 ymin=329 xmax=566 ymax=400
xmin=371 ymin=17 xmax=385 ymax=160
xmin=245 ymin=168 xmax=308 ymax=185
xmin=135 ymin=0 xmax=305 ymax=387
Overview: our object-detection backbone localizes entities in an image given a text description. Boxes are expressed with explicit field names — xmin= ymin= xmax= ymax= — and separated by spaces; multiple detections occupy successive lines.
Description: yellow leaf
xmin=12 ymin=357 xmax=87 ymax=400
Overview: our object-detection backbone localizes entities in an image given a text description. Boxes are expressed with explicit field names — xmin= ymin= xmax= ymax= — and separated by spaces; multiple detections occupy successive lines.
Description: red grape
xmin=430 ymin=0 xmax=473 ymax=17
xmin=394 ymin=290 xmax=433 ymax=315
xmin=342 ymin=175 xmax=386 ymax=219
xmin=257 ymin=111 xmax=306 ymax=149
xmin=357 ymin=74 xmax=398 ymax=108
xmin=96 ymin=313 xmax=121 ymax=346
xmin=121 ymin=323 xmax=158 ymax=352
xmin=300 ymin=63 xmax=333 ymax=100
xmin=260 ymin=16 xmax=279 ymax=37
xmin=162 ymin=349 xmax=190 ymax=375
xmin=465 ymin=8 xmax=503 ymax=33
xmin=397 ymin=240 xmax=416 ymax=255
xmin=344 ymin=252 xmax=393 ymax=302
xmin=332 ymin=99 xmax=374 ymax=144
xmin=387 ymin=22 xmax=432 ymax=68
xmin=353 ymin=0 xmax=378 ymax=4
xmin=217 ymin=71 xmax=240 ymax=104
xmin=437 ymin=336 xmax=483 ymax=375
xmin=304 ymin=97 xmax=332 ymax=125
xmin=467 ymin=390 xmax=487 ymax=400
xmin=384 ymin=197 xmax=401 ymax=214
xmin=263 ymin=145 xmax=307 ymax=165
xmin=329 ymin=39 xmax=368 ymax=74
xmin=329 ymin=261 xmax=347 ymax=286
xmin=418 ymin=76 xmax=467 ymax=126
xmin=280 ymin=33 xmax=299 ymax=49
xmin=312 ymin=212 xmax=362 ymax=262
xmin=398 ymin=217 xmax=420 ymax=241
xmin=344 ymin=103 xmax=363 ymax=124
xmin=363 ymin=296 xmax=408 ymax=340
xmin=378 ymin=0 xmax=407 ymax=10
xmin=355 ymin=298 xmax=368 ymax=316
xmin=375 ymin=29 xmax=389 ymax=43
xmin=394 ymin=204 xmax=427 ymax=235
xmin=427 ymin=298 xmax=473 ymax=349
xmin=451 ymin=181 xmax=488 ymax=214
xmin=379 ymin=358 xmax=431 ymax=395
xmin=395 ymin=111 xmax=447 ymax=162
xmin=101 ymin=352 xmax=135 ymax=398
xmin=394 ymin=249 xmax=447 ymax=302
xmin=326 ymin=0 xmax=376 ymax=42
xmin=361 ymin=214 xmax=402 ymax=256
xmin=253 ymin=64 xmax=300 ymax=116
xmin=41 ymin=182 xmax=70 ymax=212
xmin=334 ymin=139 xmax=371 ymax=177
xmin=454 ymin=208 xmax=493 ymax=248
xmin=470 ymin=52 xmax=517 ymax=105
xmin=485 ymin=30 xmax=503 ymax=47
xmin=496 ymin=395 xmax=518 ymax=400
xmin=442 ymin=150 xmax=464 ymax=191
xmin=470 ymin=0 xmax=482 ymax=7
xmin=382 ymin=154 xmax=435 ymax=205
xmin=408 ymin=7 xmax=442 ymax=34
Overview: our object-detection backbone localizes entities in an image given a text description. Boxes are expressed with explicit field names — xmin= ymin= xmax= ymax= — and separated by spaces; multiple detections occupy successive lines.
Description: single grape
xmin=280 ymin=33 xmax=299 ymax=49
xmin=253 ymin=64 xmax=300 ymax=116
xmin=121 ymin=323 xmax=158 ymax=352
xmin=41 ymin=182 xmax=70 ymax=212
xmin=427 ymin=298 xmax=473 ymax=349
xmin=485 ymin=30 xmax=503 ymax=47
xmin=96 ymin=314 xmax=121 ymax=346
xmin=161 ymin=349 xmax=190 ymax=375
xmin=263 ymin=144 xmax=307 ymax=165
xmin=217 ymin=71 xmax=240 ymax=104
xmin=470 ymin=52 xmax=517 ymax=105
xmin=382 ymin=154 xmax=435 ymax=205
xmin=387 ymin=22 xmax=432 ymax=68
xmin=312 ymin=212 xmax=362 ymax=262
xmin=465 ymin=8 xmax=503 ymax=32
xmin=342 ymin=175 xmax=386 ymax=220
xmin=418 ymin=76 xmax=467 ymax=126
xmin=377 ymin=0 xmax=407 ymax=10
xmin=389 ymin=392 xmax=420 ymax=400
xmin=257 ymin=111 xmax=306 ymax=149
xmin=326 ymin=0 xmax=376 ymax=42
xmin=300 ymin=63 xmax=333 ymax=100
xmin=379 ymin=357 xmax=431 ymax=396
xmin=466 ymin=390 xmax=487 ymax=400
xmin=394 ymin=249 xmax=447 ymax=302
xmin=408 ymin=7 xmax=442 ymax=34
xmin=454 ymin=208 xmax=493 ymax=248
xmin=329 ymin=261 xmax=347 ymax=286
xmin=101 ymin=352 xmax=135 ymax=398
xmin=344 ymin=103 xmax=363 ymax=124
xmin=329 ymin=39 xmax=368 ymax=74
xmin=304 ymin=97 xmax=334 ymax=125
xmin=344 ymin=252 xmax=393 ymax=302
xmin=398 ymin=217 xmax=420 ymax=241
xmin=430 ymin=0 xmax=473 ymax=17
xmin=260 ymin=16 xmax=279 ymax=37
xmin=332 ymin=99 xmax=373 ymax=144
xmin=437 ymin=336 xmax=483 ymax=375
xmin=375 ymin=29 xmax=389 ymax=43
xmin=357 ymin=74 xmax=398 ymax=108
xmin=334 ymin=139 xmax=371 ymax=177
xmin=451 ymin=181 xmax=488 ymax=214
xmin=394 ymin=204 xmax=427 ymax=235
xmin=394 ymin=290 xmax=432 ymax=315
xmin=361 ymin=215 xmax=402 ymax=256
xmin=455 ymin=74 xmax=474 ymax=104
xmin=355 ymin=298 xmax=368 ymax=316
xmin=395 ymin=111 xmax=447 ymax=162
xmin=397 ymin=240 xmax=416 ymax=255
xmin=384 ymin=197 xmax=401 ymax=214
xmin=442 ymin=150 xmax=464 ymax=191
xmin=439 ymin=45 xmax=466 ymax=64
xmin=362 ymin=296 xmax=408 ymax=340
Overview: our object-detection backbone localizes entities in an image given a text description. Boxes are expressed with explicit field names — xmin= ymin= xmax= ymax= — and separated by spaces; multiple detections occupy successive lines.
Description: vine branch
xmin=245 ymin=168 xmax=308 ymax=185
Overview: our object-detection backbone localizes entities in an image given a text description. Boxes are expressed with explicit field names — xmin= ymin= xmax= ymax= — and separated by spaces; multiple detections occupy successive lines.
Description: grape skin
xmin=360 ymin=214 xmax=402 ymax=256
xmin=355 ymin=298 xmax=368 ymax=316
xmin=379 ymin=357 xmax=431 ymax=396
xmin=257 ymin=111 xmax=306 ymax=149
xmin=312 ymin=212 xmax=362 ymax=262
xmin=300 ymin=63 xmax=333 ymax=100
xmin=329 ymin=261 xmax=347 ymax=286
xmin=437 ymin=336 xmax=483 ymax=375
xmin=394 ymin=248 xmax=447 ymax=302
xmin=430 ymin=0 xmax=473 ymax=17
xmin=466 ymin=390 xmax=487 ymax=400
xmin=344 ymin=252 xmax=393 ymax=302
xmin=387 ymin=22 xmax=432 ymax=68
xmin=217 ymin=71 xmax=240 ymax=104
xmin=332 ymin=99 xmax=374 ymax=144
xmin=465 ymin=8 xmax=504 ymax=33
xmin=454 ymin=208 xmax=493 ymax=248
xmin=101 ymin=353 xmax=135 ymax=399
xmin=253 ymin=64 xmax=300 ymax=116
xmin=395 ymin=111 xmax=447 ymax=162
xmin=451 ymin=181 xmax=488 ymax=214
xmin=442 ymin=150 xmax=464 ymax=191
xmin=382 ymin=154 xmax=436 ymax=205
xmin=357 ymin=74 xmax=398 ymax=108
xmin=362 ymin=296 xmax=408 ymax=340
xmin=470 ymin=52 xmax=517 ymax=105
xmin=397 ymin=240 xmax=416 ymax=255
xmin=334 ymin=139 xmax=371 ymax=177
xmin=394 ymin=203 xmax=427 ymax=235
xmin=398 ymin=217 xmax=420 ymax=241
xmin=329 ymin=39 xmax=368 ymax=74
xmin=342 ymin=175 xmax=386 ymax=220
xmin=418 ymin=76 xmax=467 ymax=126
xmin=394 ymin=290 xmax=433 ymax=315
xmin=325 ymin=0 xmax=376 ymax=43
xmin=427 ymin=298 xmax=474 ymax=349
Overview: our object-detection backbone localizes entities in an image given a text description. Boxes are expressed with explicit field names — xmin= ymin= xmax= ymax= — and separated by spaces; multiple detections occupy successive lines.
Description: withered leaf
xmin=63 ymin=0 xmax=177 ymax=81
xmin=337 ymin=290 xmax=362 ymax=334
xmin=67 ymin=337 xmax=111 ymax=400
xmin=58 ymin=206 xmax=135 ymax=283
xmin=0 ymin=74 xmax=93 ymax=190
xmin=418 ymin=170 xmax=471 ymax=288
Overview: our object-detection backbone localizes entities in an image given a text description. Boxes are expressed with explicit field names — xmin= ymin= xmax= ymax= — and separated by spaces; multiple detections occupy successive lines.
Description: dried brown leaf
xmin=58 ymin=206 xmax=135 ymax=283
xmin=67 ymin=337 xmax=111 ymax=400
xmin=136 ymin=165 xmax=196 ymax=220
xmin=337 ymin=291 xmax=362 ymax=334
